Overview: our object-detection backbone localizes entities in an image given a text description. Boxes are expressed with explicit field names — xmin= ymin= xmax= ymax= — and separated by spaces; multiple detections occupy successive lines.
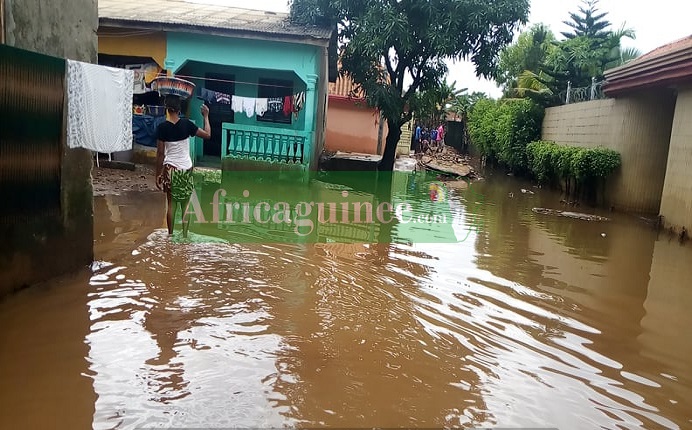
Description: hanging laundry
xmin=199 ymin=88 xmax=231 ymax=105
xmin=292 ymin=91 xmax=306 ymax=118
xmin=215 ymin=91 xmax=231 ymax=105
xmin=199 ymin=88 xmax=216 ymax=103
xmin=231 ymin=95 xmax=244 ymax=114
xmin=255 ymin=98 xmax=268 ymax=116
xmin=267 ymin=97 xmax=283 ymax=113
xmin=66 ymin=60 xmax=134 ymax=153
xmin=283 ymin=95 xmax=293 ymax=117
xmin=241 ymin=96 xmax=255 ymax=117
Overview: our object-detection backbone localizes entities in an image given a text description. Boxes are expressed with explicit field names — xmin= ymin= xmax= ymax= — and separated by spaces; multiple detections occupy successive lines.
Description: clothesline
xmin=198 ymin=88 xmax=306 ymax=119
xmin=170 ymin=73 xmax=297 ymax=89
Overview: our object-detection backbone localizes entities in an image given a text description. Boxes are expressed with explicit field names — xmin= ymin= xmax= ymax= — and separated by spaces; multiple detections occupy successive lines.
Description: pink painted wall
xmin=326 ymin=97 xmax=386 ymax=155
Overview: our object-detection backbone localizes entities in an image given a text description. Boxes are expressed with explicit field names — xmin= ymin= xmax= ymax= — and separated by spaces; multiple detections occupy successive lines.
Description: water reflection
xmin=0 ymin=169 xmax=691 ymax=429
xmin=267 ymin=242 xmax=491 ymax=427
xmin=0 ymin=269 xmax=95 ymax=429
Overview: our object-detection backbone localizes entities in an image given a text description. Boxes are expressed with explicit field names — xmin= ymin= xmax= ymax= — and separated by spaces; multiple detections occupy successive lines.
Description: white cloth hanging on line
xmin=255 ymin=98 xmax=268 ymax=116
xmin=241 ymin=96 xmax=255 ymax=117
xmin=231 ymin=95 xmax=244 ymax=114
xmin=66 ymin=60 xmax=134 ymax=153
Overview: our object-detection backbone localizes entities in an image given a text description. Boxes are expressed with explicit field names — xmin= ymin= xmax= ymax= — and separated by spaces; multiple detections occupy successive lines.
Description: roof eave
xmin=605 ymin=48 xmax=692 ymax=80
xmin=603 ymin=65 xmax=692 ymax=96
xmin=603 ymin=45 xmax=692 ymax=96
xmin=98 ymin=17 xmax=332 ymax=47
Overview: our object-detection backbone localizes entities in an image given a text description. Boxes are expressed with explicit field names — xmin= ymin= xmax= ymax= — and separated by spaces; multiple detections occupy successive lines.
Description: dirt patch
xmin=92 ymin=163 xmax=159 ymax=196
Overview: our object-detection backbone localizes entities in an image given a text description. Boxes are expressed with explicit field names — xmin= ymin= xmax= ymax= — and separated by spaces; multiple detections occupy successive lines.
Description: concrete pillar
xmin=659 ymin=86 xmax=692 ymax=232
xmin=304 ymin=73 xmax=319 ymax=167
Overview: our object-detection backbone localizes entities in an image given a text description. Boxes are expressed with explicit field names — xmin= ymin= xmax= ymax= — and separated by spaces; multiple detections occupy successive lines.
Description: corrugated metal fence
xmin=0 ymin=44 xmax=65 ymax=224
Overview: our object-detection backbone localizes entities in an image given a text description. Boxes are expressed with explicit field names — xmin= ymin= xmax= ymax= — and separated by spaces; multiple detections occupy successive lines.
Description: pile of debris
xmin=417 ymin=145 xmax=478 ymax=180
xmin=532 ymin=207 xmax=611 ymax=222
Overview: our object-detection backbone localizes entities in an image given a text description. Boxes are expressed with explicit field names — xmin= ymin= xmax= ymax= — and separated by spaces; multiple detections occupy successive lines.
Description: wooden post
xmin=1 ymin=0 xmax=5 ymax=44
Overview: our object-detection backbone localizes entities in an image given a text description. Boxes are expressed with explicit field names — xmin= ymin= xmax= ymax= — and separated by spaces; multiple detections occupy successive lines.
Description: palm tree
xmin=604 ymin=24 xmax=640 ymax=69
xmin=414 ymin=80 xmax=467 ymax=124
xmin=438 ymin=80 xmax=467 ymax=117
xmin=514 ymin=70 xmax=553 ymax=97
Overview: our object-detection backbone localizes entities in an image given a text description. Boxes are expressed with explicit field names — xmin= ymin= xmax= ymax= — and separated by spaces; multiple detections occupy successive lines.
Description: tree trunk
xmin=378 ymin=118 xmax=403 ymax=171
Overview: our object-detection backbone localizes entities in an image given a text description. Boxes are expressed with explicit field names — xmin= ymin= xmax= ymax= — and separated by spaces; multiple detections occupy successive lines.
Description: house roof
xmin=98 ymin=0 xmax=333 ymax=44
xmin=603 ymin=34 xmax=692 ymax=96
xmin=329 ymin=73 xmax=364 ymax=99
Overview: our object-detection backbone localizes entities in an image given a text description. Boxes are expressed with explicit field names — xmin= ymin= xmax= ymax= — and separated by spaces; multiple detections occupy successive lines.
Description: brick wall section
xmin=542 ymin=91 xmax=676 ymax=214
xmin=659 ymin=86 xmax=692 ymax=231
xmin=329 ymin=72 xmax=363 ymax=98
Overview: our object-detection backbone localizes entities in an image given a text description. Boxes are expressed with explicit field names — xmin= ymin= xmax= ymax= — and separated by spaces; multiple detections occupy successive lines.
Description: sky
xmin=188 ymin=0 xmax=692 ymax=98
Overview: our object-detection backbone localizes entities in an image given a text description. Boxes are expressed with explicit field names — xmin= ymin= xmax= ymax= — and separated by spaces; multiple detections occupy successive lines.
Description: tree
xmin=545 ymin=24 xmax=638 ymax=89
xmin=495 ymin=24 xmax=557 ymax=93
xmin=290 ymin=0 xmax=530 ymax=170
xmin=552 ymin=0 xmax=638 ymax=87
xmin=411 ymin=80 xmax=466 ymax=125
xmin=447 ymin=90 xmax=487 ymax=152
xmin=603 ymin=24 xmax=641 ymax=69
xmin=448 ymin=91 xmax=487 ymax=120
xmin=561 ymin=0 xmax=611 ymax=41
xmin=496 ymin=0 xmax=640 ymax=105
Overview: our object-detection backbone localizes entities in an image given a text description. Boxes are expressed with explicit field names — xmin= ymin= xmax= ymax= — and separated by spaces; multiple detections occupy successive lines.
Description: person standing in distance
xmin=155 ymin=96 xmax=211 ymax=237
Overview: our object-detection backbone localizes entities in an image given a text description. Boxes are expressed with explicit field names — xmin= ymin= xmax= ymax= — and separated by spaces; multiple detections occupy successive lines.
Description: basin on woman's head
xmin=151 ymin=76 xmax=196 ymax=100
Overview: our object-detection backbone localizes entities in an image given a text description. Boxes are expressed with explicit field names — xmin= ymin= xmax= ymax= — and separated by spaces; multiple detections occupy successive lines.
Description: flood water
xmin=1 ymin=169 xmax=691 ymax=429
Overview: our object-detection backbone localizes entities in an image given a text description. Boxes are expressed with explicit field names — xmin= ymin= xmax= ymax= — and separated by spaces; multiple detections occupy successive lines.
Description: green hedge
xmin=526 ymin=140 xmax=621 ymax=200
xmin=468 ymin=98 xmax=544 ymax=173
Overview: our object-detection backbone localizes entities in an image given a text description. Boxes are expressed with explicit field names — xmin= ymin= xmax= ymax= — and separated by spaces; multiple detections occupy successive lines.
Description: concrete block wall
xmin=659 ymin=87 xmax=692 ymax=232
xmin=3 ymin=0 xmax=97 ymax=62
xmin=542 ymin=91 xmax=676 ymax=214
xmin=1 ymin=0 xmax=97 ymax=297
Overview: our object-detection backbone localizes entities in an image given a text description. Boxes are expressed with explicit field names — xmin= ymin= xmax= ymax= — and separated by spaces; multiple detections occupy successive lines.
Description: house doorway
xmin=204 ymin=73 xmax=235 ymax=158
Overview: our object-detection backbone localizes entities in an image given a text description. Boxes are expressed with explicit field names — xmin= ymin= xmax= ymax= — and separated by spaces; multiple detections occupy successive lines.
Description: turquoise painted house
xmin=99 ymin=0 xmax=335 ymax=171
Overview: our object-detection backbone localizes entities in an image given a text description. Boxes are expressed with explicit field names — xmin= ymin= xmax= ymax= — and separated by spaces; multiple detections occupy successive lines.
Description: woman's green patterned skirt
xmin=160 ymin=164 xmax=195 ymax=201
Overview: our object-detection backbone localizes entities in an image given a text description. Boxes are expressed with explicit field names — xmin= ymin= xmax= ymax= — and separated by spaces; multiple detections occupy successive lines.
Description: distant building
xmin=98 ymin=0 xmax=336 ymax=172
xmin=326 ymin=69 xmax=386 ymax=155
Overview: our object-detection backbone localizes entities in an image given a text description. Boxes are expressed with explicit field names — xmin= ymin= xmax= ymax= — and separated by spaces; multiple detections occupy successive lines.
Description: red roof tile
xmin=629 ymin=35 xmax=692 ymax=65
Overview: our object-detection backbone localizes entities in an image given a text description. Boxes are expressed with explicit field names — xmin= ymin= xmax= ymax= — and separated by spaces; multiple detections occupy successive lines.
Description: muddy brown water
xmin=1 ymin=170 xmax=691 ymax=429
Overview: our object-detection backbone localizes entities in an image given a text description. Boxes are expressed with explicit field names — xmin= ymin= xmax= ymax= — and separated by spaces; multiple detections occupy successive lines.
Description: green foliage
xmin=561 ymin=0 xmax=611 ymax=40
xmin=497 ymin=0 xmax=640 ymax=105
xmin=526 ymin=140 xmax=621 ymax=185
xmin=289 ymin=0 xmax=531 ymax=170
xmin=588 ymin=146 xmax=622 ymax=178
xmin=496 ymin=24 xmax=557 ymax=91
xmin=467 ymin=98 xmax=499 ymax=159
xmin=411 ymin=80 xmax=467 ymax=124
xmin=446 ymin=91 xmax=488 ymax=121
xmin=468 ymin=98 xmax=543 ymax=173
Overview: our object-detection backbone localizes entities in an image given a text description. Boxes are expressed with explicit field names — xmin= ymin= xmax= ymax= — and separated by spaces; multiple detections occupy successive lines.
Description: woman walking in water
xmin=155 ymin=95 xmax=211 ymax=237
